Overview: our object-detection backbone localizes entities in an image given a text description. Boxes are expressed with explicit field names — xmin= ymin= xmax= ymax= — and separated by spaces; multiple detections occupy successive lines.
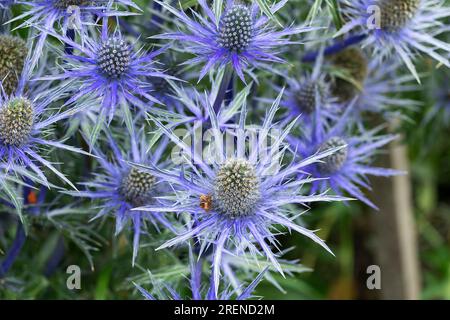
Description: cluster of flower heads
xmin=0 ymin=0 xmax=448 ymax=299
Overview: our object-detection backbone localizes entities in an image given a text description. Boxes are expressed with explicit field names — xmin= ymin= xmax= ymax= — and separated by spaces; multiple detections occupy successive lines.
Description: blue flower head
xmin=9 ymin=1 xmax=141 ymax=71
xmin=42 ymin=21 xmax=173 ymax=132
xmin=283 ymin=50 xmax=339 ymax=126
xmin=338 ymin=0 xmax=450 ymax=81
xmin=155 ymin=0 xmax=315 ymax=81
xmin=133 ymin=88 xmax=347 ymax=296
xmin=0 ymin=34 xmax=27 ymax=96
xmin=0 ymin=61 xmax=91 ymax=189
xmin=292 ymin=105 xmax=404 ymax=210
xmin=68 ymin=124 xmax=177 ymax=265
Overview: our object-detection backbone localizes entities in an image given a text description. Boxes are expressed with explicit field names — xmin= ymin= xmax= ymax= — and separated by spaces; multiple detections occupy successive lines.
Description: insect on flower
xmin=132 ymin=86 xmax=349 ymax=296
xmin=199 ymin=194 xmax=213 ymax=212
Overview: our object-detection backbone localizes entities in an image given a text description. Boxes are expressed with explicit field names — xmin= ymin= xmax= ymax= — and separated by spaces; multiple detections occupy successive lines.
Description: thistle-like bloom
xmin=41 ymin=23 xmax=173 ymax=128
xmin=10 ymin=1 xmax=140 ymax=70
xmin=155 ymin=0 xmax=313 ymax=81
xmin=327 ymin=47 xmax=419 ymax=121
xmin=282 ymin=51 xmax=338 ymax=126
xmin=0 ymin=34 xmax=27 ymax=96
xmin=338 ymin=0 xmax=450 ymax=80
xmin=0 ymin=89 xmax=91 ymax=189
xmin=133 ymin=89 xmax=346 ymax=295
xmin=68 ymin=126 xmax=176 ymax=265
xmin=292 ymin=106 xmax=403 ymax=209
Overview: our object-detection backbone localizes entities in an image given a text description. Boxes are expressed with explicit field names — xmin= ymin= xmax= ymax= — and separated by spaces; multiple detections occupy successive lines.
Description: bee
xmin=199 ymin=194 xmax=213 ymax=212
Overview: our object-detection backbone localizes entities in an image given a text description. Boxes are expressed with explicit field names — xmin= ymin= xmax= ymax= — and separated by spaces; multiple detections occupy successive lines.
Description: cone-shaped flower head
xmin=338 ymin=0 xmax=450 ymax=80
xmin=0 ymin=35 xmax=27 ymax=96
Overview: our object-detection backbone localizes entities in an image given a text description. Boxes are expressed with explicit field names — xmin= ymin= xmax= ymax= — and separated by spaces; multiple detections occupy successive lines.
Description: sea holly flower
xmin=0 ymin=34 xmax=27 ymax=96
xmin=282 ymin=50 xmax=338 ymax=127
xmin=132 ymin=89 xmax=347 ymax=296
xmin=327 ymin=47 xmax=419 ymax=122
xmin=338 ymin=0 xmax=450 ymax=81
xmin=67 ymin=125 xmax=176 ymax=265
xmin=292 ymin=106 xmax=403 ymax=210
xmin=8 ymin=1 xmax=141 ymax=71
xmin=154 ymin=0 xmax=314 ymax=81
xmin=39 ymin=22 xmax=174 ymax=138
xmin=0 ymin=83 xmax=92 ymax=190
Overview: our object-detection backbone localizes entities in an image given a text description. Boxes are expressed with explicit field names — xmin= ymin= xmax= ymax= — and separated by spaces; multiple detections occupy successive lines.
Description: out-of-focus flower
xmin=154 ymin=0 xmax=314 ymax=81
xmin=282 ymin=51 xmax=338 ymax=126
xmin=0 ymin=35 xmax=27 ymax=96
xmin=327 ymin=47 xmax=419 ymax=122
xmin=291 ymin=105 xmax=403 ymax=209
xmin=338 ymin=0 xmax=450 ymax=81
xmin=132 ymin=88 xmax=347 ymax=296
xmin=67 ymin=125 xmax=176 ymax=265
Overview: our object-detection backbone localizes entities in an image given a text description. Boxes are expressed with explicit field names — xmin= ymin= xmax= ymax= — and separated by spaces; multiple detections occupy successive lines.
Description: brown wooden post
xmin=370 ymin=136 xmax=421 ymax=299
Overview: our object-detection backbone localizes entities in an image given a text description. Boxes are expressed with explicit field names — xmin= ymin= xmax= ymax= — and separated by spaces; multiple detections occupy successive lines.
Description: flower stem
xmin=0 ymin=221 xmax=26 ymax=278
xmin=65 ymin=29 xmax=75 ymax=55
xmin=213 ymin=67 xmax=233 ymax=113
xmin=149 ymin=0 xmax=164 ymax=31
xmin=329 ymin=0 xmax=344 ymax=31
xmin=44 ymin=235 xmax=65 ymax=277
xmin=0 ymin=180 xmax=34 ymax=278
xmin=302 ymin=33 xmax=367 ymax=62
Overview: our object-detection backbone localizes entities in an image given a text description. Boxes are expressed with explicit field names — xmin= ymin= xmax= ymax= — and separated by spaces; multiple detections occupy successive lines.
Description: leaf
xmin=213 ymin=0 xmax=223 ymax=26
xmin=256 ymin=0 xmax=282 ymax=27
xmin=0 ymin=178 xmax=24 ymax=226
xmin=325 ymin=0 xmax=344 ymax=30
xmin=47 ymin=207 xmax=104 ymax=271
xmin=219 ymin=84 xmax=251 ymax=123
xmin=89 ymin=110 xmax=106 ymax=152
xmin=306 ymin=0 xmax=324 ymax=25
xmin=181 ymin=0 xmax=198 ymax=10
